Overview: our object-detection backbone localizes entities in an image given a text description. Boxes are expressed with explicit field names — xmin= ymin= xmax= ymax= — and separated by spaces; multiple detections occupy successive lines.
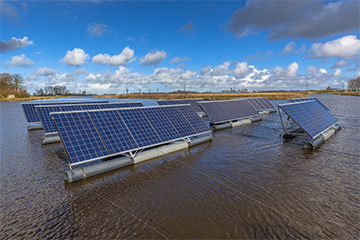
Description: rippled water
xmin=1 ymin=94 xmax=359 ymax=239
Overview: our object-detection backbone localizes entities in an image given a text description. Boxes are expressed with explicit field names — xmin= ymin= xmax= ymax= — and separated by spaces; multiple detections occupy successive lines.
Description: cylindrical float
xmin=189 ymin=135 xmax=212 ymax=147
xmin=64 ymin=157 xmax=133 ymax=183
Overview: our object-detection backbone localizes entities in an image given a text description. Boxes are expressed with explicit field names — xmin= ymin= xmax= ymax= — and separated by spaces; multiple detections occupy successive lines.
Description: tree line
xmin=348 ymin=76 xmax=360 ymax=89
xmin=34 ymin=86 xmax=87 ymax=96
xmin=0 ymin=73 xmax=29 ymax=98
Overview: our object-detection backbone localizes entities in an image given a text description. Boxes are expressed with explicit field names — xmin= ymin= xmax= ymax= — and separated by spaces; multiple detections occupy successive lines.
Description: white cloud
xmin=60 ymin=48 xmax=89 ymax=66
xmin=169 ymin=56 xmax=191 ymax=63
xmin=34 ymin=67 xmax=59 ymax=76
xmin=308 ymin=35 xmax=360 ymax=59
xmin=92 ymin=46 xmax=135 ymax=66
xmin=0 ymin=36 xmax=34 ymax=53
xmin=140 ymin=50 xmax=167 ymax=66
xmin=5 ymin=54 xmax=34 ymax=67
xmin=282 ymin=41 xmax=297 ymax=55
xmin=88 ymin=23 xmax=110 ymax=37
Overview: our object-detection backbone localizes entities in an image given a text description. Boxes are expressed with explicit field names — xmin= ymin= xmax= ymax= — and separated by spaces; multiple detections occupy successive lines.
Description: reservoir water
xmin=1 ymin=94 xmax=359 ymax=239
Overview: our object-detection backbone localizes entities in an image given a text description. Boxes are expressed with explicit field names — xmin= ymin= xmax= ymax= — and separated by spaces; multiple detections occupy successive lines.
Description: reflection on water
xmin=1 ymin=95 xmax=359 ymax=239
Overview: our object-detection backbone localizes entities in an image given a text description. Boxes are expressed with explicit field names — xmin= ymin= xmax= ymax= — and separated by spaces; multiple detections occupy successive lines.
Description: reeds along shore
xmin=100 ymin=92 xmax=310 ymax=100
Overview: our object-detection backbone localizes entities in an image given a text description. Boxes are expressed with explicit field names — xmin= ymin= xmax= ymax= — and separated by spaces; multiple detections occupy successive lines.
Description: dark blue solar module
xmin=278 ymin=100 xmax=338 ymax=139
xmin=128 ymin=102 xmax=144 ymax=107
xmin=51 ymin=111 xmax=109 ymax=164
xmin=176 ymin=105 xmax=210 ymax=134
xmin=118 ymin=108 xmax=163 ymax=148
xmin=141 ymin=107 xmax=181 ymax=142
xmin=161 ymin=106 xmax=198 ymax=136
xmin=157 ymin=99 xmax=203 ymax=112
xmin=36 ymin=105 xmax=62 ymax=133
xmin=89 ymin=110 xmax=139 ymax=154
xmin=199 ymin=99 xmax=259 ymax=124
xmin=51 ymin=105 xmax=210 ymax=166
xmin=22 ymin=100 xmax=108 ymax=123
xmin=37 ymin=102 xmax=141 ymax=135
xmin=288 ymin=98 xmax=330 ymax=111
xmin=245 ymin=97 xmax=275 ymax=112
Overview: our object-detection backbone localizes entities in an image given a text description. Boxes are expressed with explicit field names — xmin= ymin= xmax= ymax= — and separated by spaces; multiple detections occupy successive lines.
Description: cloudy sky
xmin=1 ymin=0 xmax=359 ymax=94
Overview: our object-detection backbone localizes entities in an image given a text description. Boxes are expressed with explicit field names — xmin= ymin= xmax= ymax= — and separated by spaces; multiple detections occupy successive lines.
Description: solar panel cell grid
xmin=118 ymin=108 xmax=163 ymax=148
xmin=36 ymin=106 xmax=61 ymax=133
xmin=176 ymin=105 xmax=210 ymax=134
xmin=279 ymin=101 xmax=337 ymax=138
xmin=141 ymin=107 xmax=182 ymax=142
xmin=89 ymin=110 xmax=139 ymax=154
xmin=52 ymin=112 xmax=109 ymax=163
xmin=161 ymin=106 xmax=198 ymax=136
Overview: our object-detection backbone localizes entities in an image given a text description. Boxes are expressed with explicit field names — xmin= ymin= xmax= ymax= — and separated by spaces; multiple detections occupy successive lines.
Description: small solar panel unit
xmin=51 ymin=105 xmax=211 ymax=166
xmin=36 ymin=102 xmax=144 ymax=135
xmin=157 ymin=99 xmax=203 ymax=112
xmin=199 ymin=99 xmax=259 ymax=125
xmin=288 ymin=97 xmax=330 ymax=111
xmin=278 ymin=100 xmax=338 ymax=139
xmin=22 ymin=100 xmax=109 ymax=123
xmin=246 ymin=97 xmax=275 ymax=112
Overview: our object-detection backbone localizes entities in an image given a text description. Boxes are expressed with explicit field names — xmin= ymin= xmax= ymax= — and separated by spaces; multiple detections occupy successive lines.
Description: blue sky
xmin=1 ymin=0 xmax=359 ymax=94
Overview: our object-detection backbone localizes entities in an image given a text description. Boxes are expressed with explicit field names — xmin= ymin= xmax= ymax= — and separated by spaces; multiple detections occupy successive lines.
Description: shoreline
xmin=0 ymin=91 xmax=358 ymax=102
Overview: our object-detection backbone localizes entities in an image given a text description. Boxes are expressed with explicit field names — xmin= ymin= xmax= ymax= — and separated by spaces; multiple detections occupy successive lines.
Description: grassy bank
xmin=2 ymin=90 xmax=358 ymax=102
xmin=100 ymin=91 xmax=310 ymax=101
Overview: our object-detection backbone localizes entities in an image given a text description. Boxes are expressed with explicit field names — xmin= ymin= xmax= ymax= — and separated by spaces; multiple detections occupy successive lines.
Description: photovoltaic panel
xmin=89 ymin=110 xmax=139 ymax=154
xmin=36 ymin=102 xmax=142 ymax=135
xmin=157 ymin=99 xmax=203 ymax=112
xmin=128 ymin=102 xmax=144 ymax=107
xmin=288 ymin=98 xmax=330 ymax=111
xmin=36 ymin=105 xmax=62 ymax=133
xmin=245 ymin=97 xmax=275 ymax=112
xmin=22 ymin=100 xmax=108 ymax=123
xmin=141 ymin=107 xmax=182 ymax=142
xmin=51 ymin=105 xmax=211 ymax=166
xmin=161 ymin=106 xmax=197 ymax=137
xmin=278 ymin=100 xmax=338 ymax=139
xmin=51 ymin=111 xmax=109 ymax=164
xmin=118 ymin=108 xmax=163 ymax=148
xmin=176 ymin=105 xmax=210 ymax=134
xmin=199 ymin=99 xmax=259 ymax=124
xmin=259 ymin=97 xmax=275 ymax=110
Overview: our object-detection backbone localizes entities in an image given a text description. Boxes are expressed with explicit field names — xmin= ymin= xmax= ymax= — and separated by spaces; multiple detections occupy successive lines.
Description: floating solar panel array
xmin=288 ymin=97 xmax=330 ymax=111
xmin=246 ymin=97 xmax=276 ymax=113
xmin=157 ymin=99 xmax=203 ymax=113
xmin=51 ymin=105 xmax=211 ymax=166
xmin=36 ymin=102 xmax=143 ymax=135
xmin=22 ymin=100 xmax=108 ymax=124
xmin=198 ymin=99 xmax=259 ymax=125
xmin=278 ymin=100 xmax=338 ymax=139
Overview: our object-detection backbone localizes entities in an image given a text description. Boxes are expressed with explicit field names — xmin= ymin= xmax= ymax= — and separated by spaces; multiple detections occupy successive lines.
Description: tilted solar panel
xmin=199 ymin=99 xmax=259 ymax=124
xmin=89 ymin=110 xmax=139 ymax=155
xmin=36 ymin=106 xmax=62 ymax=134
xmin=156 ymin=99 xmax=203 ymax=112
xmin=245 ymin=97 xmax=275 ymax=112
xmin=278 ymin=100 xmax=338 ymax=139
xmin=259 ymin=97 xmax=275 ymax=110
xmin=36 ymin=102 xmax=144 ymax=135
xmin=22 ymin=100 xmax=108 ymax=123
xmin=51 ymin=105 xmax=211 ymax=165
xmin=288 ymin=98 xmax=330 ymax=111
xmin=52 ymin=112 xmax=109 ymax=163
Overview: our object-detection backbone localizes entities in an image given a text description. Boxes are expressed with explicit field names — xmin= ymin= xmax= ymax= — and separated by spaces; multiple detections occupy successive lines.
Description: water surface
xmin=1 ymin=94 xmax=359 ymax=239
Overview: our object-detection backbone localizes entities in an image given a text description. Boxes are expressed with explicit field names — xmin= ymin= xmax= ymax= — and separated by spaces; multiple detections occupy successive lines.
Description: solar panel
xmin=244 ymin=97 xmax=275 ymax=112
xmin=89 ymin=110 xmax=139 ymax=154
xmin=22 ymin=100 xmax=108 ymax=123
xmin=36 ymin=102 xmax=143 ymax=135
xmin=288 ymin=98 xmax=330 ymax=111
xmin=51 ymin=111 xmax=109 ymax=164
xmin=278 ymin=100 xmax=338 ymax=139
xmin=157 ymin=99 xmax=203 ymax=112
xmin=51 ymin=105 xmax=211 ymax=166
xmin=36 ymin=105 xmax=62 ymax=134
xmin=199 ymin=99 xmax=259 ymax=124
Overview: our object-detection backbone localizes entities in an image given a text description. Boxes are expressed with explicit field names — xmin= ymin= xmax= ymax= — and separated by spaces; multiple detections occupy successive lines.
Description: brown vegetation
xmin=99 ymin=91 xmax=310 ymax=101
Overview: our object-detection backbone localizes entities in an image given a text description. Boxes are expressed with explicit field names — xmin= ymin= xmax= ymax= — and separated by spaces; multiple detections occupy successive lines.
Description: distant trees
xmin=348 ymin=76 xmax=360 ymax=89
xmin=0 ymin=73 xmax=29 ymax=98
xmin=34 ymin=85 xmax=87 ymax=96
